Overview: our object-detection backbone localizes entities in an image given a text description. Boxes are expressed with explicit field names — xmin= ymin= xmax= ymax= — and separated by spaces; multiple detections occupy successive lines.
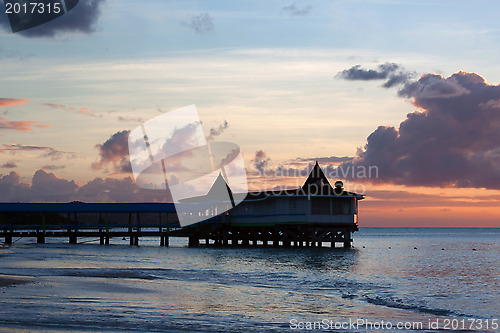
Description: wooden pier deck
xmin=0 ymin=203 xmax=356 ymax=248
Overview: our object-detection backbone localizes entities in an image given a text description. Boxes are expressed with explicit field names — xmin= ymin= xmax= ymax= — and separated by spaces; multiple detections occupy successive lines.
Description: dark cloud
xmin=337 ymin=62 xmax=414 ymax=88
xmin=0 ymin=144 xmax=73 ymax=160
xmin=251 ymin=150 xmax=270 ymax=174
xmin=283 ymin=2 xmax=312 ymax=16
xmin=0 ymin=170 xmax=172 ymax=203
xmin=117 ymin=115 xmax=144 ymax=123
xmin=183 ymin=13 xmax=214 ymax=34
xmin=30 ymin=169 xmax=79 ymax=201
xmin=0 ymin=0 xmax=106 ymax=38
xmin=0 ymin=144 xmax=53 ymax=152
xmin=41 ymin=164 xmax=66 ymax=171
xmin=75 ymin=176 xmax=172 ymax=203
xmin=341 ymin=71 xmax=500 ymax=189
xmin=0 ymin=171 xmax=30 ymax=201
xmin=0 ymin=144 xmax=76 ymax=160
xmin=294 ymin=156 xmax=353 ymax=164
xmin=0 ymin=98 xmax=30 ymax=107
xmin=1 ymin=161 xmax=17 ymax=168
xmin=206 ymin=120 xmax=228 ymax=141
xmin=92 ymin=130 xmax=131 ymax=173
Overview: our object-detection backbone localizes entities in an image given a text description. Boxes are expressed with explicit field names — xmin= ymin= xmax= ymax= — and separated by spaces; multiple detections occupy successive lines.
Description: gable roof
xmin=302 ymin=161 xmax=332 ymax=190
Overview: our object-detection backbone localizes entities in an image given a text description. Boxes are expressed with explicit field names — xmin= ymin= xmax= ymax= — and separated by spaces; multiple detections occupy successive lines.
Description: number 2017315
xmin=5 ymin=2 xmax=62 ymax=14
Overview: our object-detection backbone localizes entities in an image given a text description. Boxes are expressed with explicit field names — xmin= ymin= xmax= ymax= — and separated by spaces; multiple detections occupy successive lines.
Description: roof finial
xmin=315 ymin=160 xmax=319 ymax=166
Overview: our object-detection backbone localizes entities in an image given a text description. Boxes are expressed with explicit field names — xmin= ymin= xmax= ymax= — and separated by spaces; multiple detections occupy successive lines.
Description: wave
xmin=60 ymin=268 xmax=164 ymax=280
xmin=364 ymin=295 xmax=466 ymax=317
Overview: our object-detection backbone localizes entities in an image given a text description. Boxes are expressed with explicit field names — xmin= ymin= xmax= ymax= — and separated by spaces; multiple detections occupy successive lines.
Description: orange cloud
xmin=79 ymin=107 xmax=102 ymax=118
xmin=43 ymin=102 xmax=102 ymax=117
xmin=0 ymin=98 xmax=30 ymax=108
xmin=0 ymin=118 xmax=50 ymax=132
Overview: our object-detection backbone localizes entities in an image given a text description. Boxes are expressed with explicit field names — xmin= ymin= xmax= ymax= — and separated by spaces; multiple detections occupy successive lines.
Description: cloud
xmin=1 ymin=161 xmax=17 ymax=168
xmin=183 ymin=13 xmax=214 ymax=34
xmin=75 ymin=176 xmax=172 ymax=203
xmin=44 ymin=102 xmax=102 ymax=117
xmin=0 ymin=98 xmax=30 ymax=108
xmin=206 ymin=120 xmax=228 ymax=141
xmin=283 ymin=2 xmax=312 ymax=16
xmin=397 ymin=73 xmax=470 ymax=99
xmin=117 ymin=115 xmax=144 ymax=123
xmin=337 ymin=63 xmax=414 ymax=88
xmin=44 ymin=102 xmax=74 ymax=110
xmin=158 ymin=122 xmax=203 ymax=157
xmin=30 ymin=169 xmax=79 ymax=201
xmin=0 ymin=171 xmax=29 ymax=202
xmin=341 ymin=71 xmax=500 ymax=189
xmin=0 ymin=170 xmax=78 ymax=202
xmin=0 ymin=118 xmax=37 ymax=131
xmin=0 ymin=170 xmax=172 ymax=203
xmin=480 ymin=99 xmax=500 ymax=110
xmin=79 ymin=107 xmax=102 ymax=117
xmin=0 ymin=144 xmax=53 ymax=152
xmin=0 ymin=117 xmax=51 ymax=132
xmin=41 ymin=164 xmax=66 ymax=171
xmin=0 ymin=0 xmax=106 ymax=38
xmin=0 ymin=144 xmax=74 ymax=160
xmin=294 ymin=156 xmax=353 ymax=165
xmin=251 ymin=150 xmax=270 ymax=174
xmin=92 ymin=130 xmax=132 ymax=173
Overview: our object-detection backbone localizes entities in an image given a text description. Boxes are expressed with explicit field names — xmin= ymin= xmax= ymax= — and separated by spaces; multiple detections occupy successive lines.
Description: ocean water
xmin=0 ymin=228 xmax=498 ymax=332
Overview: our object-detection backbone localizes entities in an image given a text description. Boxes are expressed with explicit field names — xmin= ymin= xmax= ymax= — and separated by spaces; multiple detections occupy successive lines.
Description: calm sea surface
xmin=0 ymin=228 xmax=498 ymax=332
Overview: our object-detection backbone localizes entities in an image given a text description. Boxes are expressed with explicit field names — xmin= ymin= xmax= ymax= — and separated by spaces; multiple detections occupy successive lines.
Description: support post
xmin=105 ymin=213 xmax=110 ymax=245
xmin=37 ymin=231 xmax=45 ymax=244
xmin=5 ymin=234 xmax=12 ymax=245
xmin=159 ymin=212 xmax=163 ymax=246
xmin=69 ymin=233 xmax=77 ymax=244
xmin=135 ymin=213 xmax=141 ymax=246
xmin=188 ymin=236 xmax=199 ymax=248
xmin=42 ymin=213 xmax=46 ymax=235
xmin=165 ymin=212 xmax=170 ymax=247
xmin=128 ymin=213 xmax=133 ymax=246
xmin=343 ymin=230 xmax=351 ymax=248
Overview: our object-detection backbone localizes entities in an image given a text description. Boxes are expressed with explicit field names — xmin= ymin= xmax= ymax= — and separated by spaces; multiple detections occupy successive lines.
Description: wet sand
xmin=0 ymin=275 xmax=35 ymax=288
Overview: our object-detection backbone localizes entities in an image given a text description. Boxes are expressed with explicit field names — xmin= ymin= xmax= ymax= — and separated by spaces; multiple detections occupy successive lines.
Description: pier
xmin=0 ymin=203 xmax=177 ymax=247
xmin=0 ymin=203 xmax=355 ymax=248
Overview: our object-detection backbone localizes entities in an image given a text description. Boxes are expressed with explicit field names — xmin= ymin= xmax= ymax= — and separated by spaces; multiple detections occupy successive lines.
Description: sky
xmin=1 ymin=0 xmax=500 ymax=227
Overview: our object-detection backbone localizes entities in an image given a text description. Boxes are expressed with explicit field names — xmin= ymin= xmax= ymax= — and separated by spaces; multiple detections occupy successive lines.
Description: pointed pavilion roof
xmin=302 ymin=161 xmax=332 ymax=190
xmin=206 ymin=172 xmax=233 ymax=199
